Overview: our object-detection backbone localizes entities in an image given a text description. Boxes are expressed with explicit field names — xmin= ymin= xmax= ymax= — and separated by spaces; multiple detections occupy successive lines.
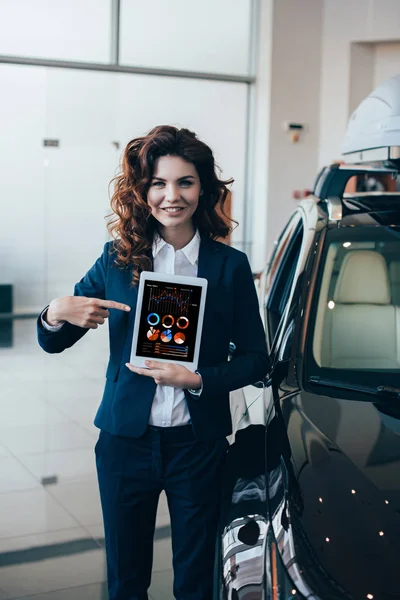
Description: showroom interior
xmin=0 ymin=0 xmax=400 ymax=598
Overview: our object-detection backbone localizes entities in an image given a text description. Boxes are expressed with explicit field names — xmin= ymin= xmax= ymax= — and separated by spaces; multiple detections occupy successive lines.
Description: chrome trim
xmin=336 ymin=163 xmax=398 ymax=173
xmin=343 ymin=191 xmax=400 ymax=198
xmin=0 ymin=54 xmax=255 ymax=83
xmin=327 ymin=196 xmax=342 ymax=221
xmin=342 ymin=146 xmax=400 ymax=164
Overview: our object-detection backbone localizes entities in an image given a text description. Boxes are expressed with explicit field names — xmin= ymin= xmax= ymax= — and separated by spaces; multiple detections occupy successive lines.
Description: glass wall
xmin=120 ymin=0 xmax=253 ymax=76
xmin=0 ymin=0 xmax=112 ymax=63
xmin=0 ymin=0 xmax=254 ymax=75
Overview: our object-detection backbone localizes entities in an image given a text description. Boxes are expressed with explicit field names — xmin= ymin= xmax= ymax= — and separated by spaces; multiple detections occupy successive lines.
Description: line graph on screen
xmin=147 ymin=287 xmax=192 ymax=316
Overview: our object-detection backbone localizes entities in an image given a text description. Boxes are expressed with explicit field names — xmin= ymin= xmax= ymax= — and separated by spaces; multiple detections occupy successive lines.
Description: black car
xmin=217 ymin=160 xmax=400 ymax=600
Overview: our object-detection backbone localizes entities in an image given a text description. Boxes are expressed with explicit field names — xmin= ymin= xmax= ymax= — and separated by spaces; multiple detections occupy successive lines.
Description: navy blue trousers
xmin=95 ymin=425 xmax=228 ymax=600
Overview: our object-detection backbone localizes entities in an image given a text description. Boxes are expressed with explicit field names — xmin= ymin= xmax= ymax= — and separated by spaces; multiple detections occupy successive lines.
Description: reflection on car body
xmin=216 ymin=75 xmax=400 ymax=600
xmin=220 ymin=426 xmax=268 ymax=599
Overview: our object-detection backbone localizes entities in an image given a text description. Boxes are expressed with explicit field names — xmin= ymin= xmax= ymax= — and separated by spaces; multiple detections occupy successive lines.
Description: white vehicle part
xmin=342 ymin=73 xmax=400 ymax=162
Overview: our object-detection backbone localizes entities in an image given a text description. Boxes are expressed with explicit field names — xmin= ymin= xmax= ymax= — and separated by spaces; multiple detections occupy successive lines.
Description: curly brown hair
xmin=107 ymin=125 xmax=235 ymax=284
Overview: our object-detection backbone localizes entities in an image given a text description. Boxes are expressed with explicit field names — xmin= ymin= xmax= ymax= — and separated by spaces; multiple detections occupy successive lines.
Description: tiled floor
xmin=0 ymin=320 xmax=174 ymax=600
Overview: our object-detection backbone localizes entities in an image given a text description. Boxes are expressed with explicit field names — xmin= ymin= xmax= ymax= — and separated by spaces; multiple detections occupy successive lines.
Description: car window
xmin=265 ymin=219 xmax=304 ymax=349
xmin=266 ymin=214 xmax=301 ymax=291
xmin=258 ymin=213 xmax=300 ymax=331
xmin=310 ymin=226 xmax=400 ymax=374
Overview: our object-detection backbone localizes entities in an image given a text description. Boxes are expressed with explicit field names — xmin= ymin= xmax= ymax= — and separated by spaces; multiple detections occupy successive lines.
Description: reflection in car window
xmin=266 ymin=220 xmax=303 ymax=348
xmin=312 ymin=227 xmax=400 ymax=371
xmin=266 ymin=214 xmax=300 ymax=293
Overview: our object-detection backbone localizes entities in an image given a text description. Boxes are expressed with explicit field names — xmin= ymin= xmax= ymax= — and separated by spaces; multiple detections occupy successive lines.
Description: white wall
xmin=348 ymin=41 xmax=400 ymax=114
xmin=250 ymin=0 xmax=323 ymax=269
xmin=374 ymin=42 xmax=400 ymax=86
xmin=267 ymin=0 xmax=322 ymax=255
xmin=248 ymin=0 xmax=273 ymax=271
xmin=319 ymin=0 xmax=400 ymax=167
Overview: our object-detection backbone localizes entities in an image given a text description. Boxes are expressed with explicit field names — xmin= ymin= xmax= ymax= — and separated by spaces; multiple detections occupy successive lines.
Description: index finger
xmin=96 ymin=299 xmax=131 ymax=312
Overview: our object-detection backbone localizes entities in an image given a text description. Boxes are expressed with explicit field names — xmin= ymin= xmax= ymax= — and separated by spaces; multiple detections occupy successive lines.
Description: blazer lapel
xmin=197 ymin=236 xmax=227 ymax=326
xmin=197 ymin=235 xmax=226 ymax=288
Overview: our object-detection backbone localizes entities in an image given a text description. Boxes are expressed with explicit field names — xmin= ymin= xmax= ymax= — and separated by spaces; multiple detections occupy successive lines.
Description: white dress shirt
xmin=148 ymin=230 xmax=200 ymax=427
xmin=41 ymin=230 xmax=201 ymax=428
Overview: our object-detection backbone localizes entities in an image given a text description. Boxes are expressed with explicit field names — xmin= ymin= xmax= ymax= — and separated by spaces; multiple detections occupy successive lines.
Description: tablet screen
xmin=135 ymin=279 xmax=203 ymax=362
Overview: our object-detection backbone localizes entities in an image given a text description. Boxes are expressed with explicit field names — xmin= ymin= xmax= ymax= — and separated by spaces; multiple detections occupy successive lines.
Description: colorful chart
xmin=174 ymin=332 xmax=185 ymax=345
xmin=177 ymin=316 xmax=189 ymax=329
xmin=147 ymin=287 xmax=192 ymax=316
xmin=147 ymin=313 xmax=160 ymax=326
xmin=147 ymin=327 xmax=159 ymax=341
xmin=162 ymin=314 xmax=175 ymax=328
xmin=160 ymin=330 xmax=173 ymax=343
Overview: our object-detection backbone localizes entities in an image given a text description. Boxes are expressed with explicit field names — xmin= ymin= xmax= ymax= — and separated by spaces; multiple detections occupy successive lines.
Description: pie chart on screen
xmin=174 ymin=332 xmax=185 ymax=345
xmin=147 ymin=327 xmax=159 ymax=341
xmin=160 ymin=330 xmax=173 ymax=343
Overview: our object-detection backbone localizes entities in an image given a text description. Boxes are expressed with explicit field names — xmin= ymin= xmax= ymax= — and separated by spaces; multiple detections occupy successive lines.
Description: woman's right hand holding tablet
xmin=45 ymin=297 xmax=130 ymax=329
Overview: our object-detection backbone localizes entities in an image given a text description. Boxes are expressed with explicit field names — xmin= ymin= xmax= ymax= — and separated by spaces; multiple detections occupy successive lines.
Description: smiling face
xmin=147 ymin=155 xmax=201 ymax=234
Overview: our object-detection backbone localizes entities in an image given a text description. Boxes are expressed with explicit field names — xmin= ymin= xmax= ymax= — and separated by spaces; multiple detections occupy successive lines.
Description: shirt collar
xmin=152 ymin=229 xmax=200 ymax=265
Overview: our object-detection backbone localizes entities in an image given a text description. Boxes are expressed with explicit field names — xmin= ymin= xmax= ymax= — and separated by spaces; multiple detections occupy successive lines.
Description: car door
xmin=282 ymin=222 xmax=400 ymax=600
xmin=217 ymin=208 xmax=310 ymax=600
xmin=263 ymin=200 xmax=323 ymax=598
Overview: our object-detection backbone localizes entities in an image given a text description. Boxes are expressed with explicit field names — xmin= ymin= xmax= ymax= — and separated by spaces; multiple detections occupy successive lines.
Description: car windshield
xmin=311 ymin=226 xmax=400 ymax=373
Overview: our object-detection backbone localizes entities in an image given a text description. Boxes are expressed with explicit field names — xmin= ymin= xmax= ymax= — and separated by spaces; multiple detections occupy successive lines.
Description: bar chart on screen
xmin=142 ymin=340 xmax=190 ymax=358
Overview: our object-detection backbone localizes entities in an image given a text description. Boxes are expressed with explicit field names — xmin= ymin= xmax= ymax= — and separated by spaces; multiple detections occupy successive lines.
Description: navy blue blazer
xmin=37 ymin=236 xmax=269 ymax=441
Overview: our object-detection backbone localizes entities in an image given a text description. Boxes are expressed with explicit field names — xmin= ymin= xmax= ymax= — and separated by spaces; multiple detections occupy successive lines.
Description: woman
xmin=37 ymin=125 xmax=269 ymax=600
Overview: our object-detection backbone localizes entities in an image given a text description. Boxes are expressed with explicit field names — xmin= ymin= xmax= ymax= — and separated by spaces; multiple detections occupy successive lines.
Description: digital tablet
xmin=130 ymin=271 xmax=208 ymax=372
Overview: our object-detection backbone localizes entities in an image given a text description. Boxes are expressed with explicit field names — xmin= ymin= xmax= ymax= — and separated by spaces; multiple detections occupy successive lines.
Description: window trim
xmin=266 ymin=218 xmax=304 ymax=352
xmin=266 ymin=213 xmax=301 ymax=286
